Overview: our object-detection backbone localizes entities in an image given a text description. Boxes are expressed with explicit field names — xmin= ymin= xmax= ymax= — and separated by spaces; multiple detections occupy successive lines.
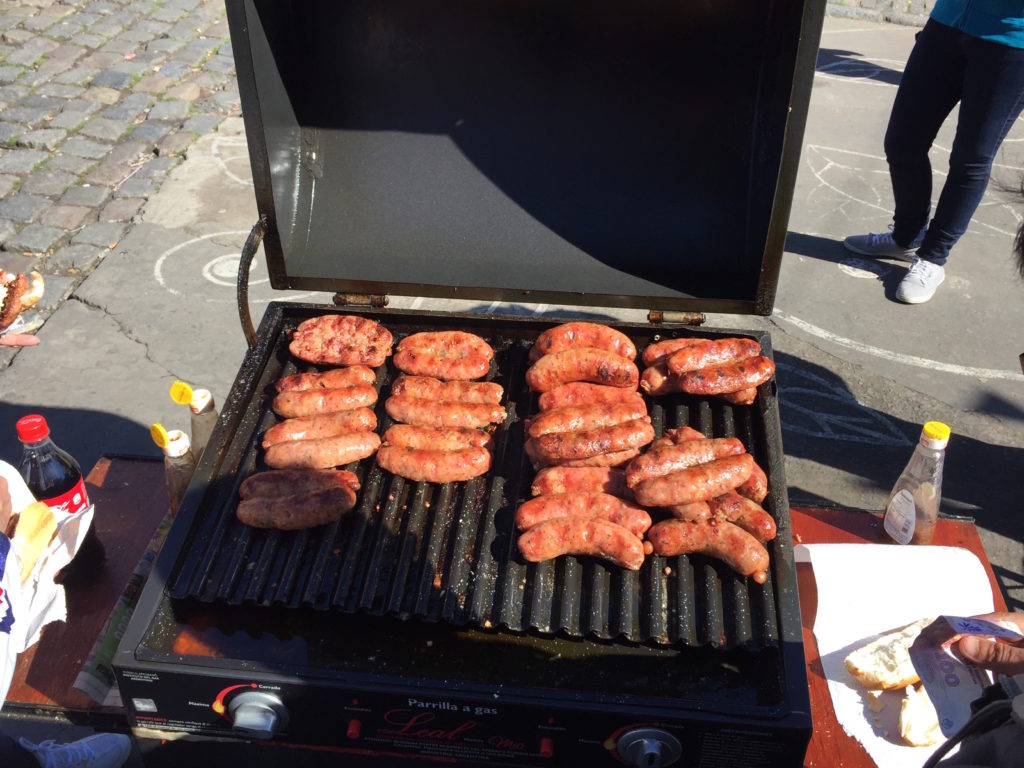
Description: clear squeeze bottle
xmin=169 ymin=381 xmax=219 ymax=463
xmin=151 ymin=423 xmax=196 ymax=516
xmin=881 ymin=421 xmax=950 ymax=545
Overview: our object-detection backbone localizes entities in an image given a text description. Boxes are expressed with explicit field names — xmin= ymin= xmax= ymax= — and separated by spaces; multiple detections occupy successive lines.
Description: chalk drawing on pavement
xmin=212 ymin=136 xmax=254 ymax=187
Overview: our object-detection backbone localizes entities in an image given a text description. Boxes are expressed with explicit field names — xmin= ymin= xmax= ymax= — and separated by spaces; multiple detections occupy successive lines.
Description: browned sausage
xmin=721 ymin=388 xmax=758 ymax=406
xmin=528 ymin=417 xmax=654 ymax=462
xmin=527 ymin=401 xmax=649 ymax=439
xmin=677 ymin=356 xmax=776 ymax=396
xmin=385 ymin=394 xmax=506 ymax=428
xmin=632 ymin=454 xmax=754 ymax=507
xmin=239 ymin=468 xmax=361 ymax=499
xmin=650 ymin=425 xmax=707 ymax=449
xmin=529 ymin=322 xmax=637 ymax=363
xmin=707 ymin=491 xmax=777 ymax=542
xmin=525 ymin=348 xmax=639 ymax=393
xmin=274 ymin=365 xmax=377 ymax=393
xmin=736 ymin=460 xmax=769 ymax=503
xmin=391 ymin=375 xmax=503 ymax=404
xmin=376 ymin=445 xmax=491 ymax=483
xmin=639 ymin=362 xmax=687 ymax=396
xmin=537 ymin=382 xmax=646 ymax=412
xmin=646 ymin=518 xmax=769 ymax=583
xmin=664 ymin=501 xmax=712 ymax=521
xmin=666 ymin=338 xmax=762 ymax=375
xmin=262 ymin=408 xmax=378 ymax=448
xmin=273 ymin=385 xmax=379 ymax=418
xmin=641 ymin=337 xmax=703 ymax=367
xmin=531 ymin=466 xmax=631 ymax=498
xmin=383 ymin=424 xmax=494 ymax=451
xmin=236 ymin=486 xmax=357 ymax=530
xmin=264 ymin=431 xmax=381 ymax=469
xmin=514 ymin=492 xmax=651 ymax=536
xmin=393 ymin=331 xmax=495 ymax=381
xmin=517 ymin=518 xmax=646 ymax=570
xmin=624 ymin=437 xmax=745 ymax=488
xmin=289 ymin=314 xmax=393 ymax=367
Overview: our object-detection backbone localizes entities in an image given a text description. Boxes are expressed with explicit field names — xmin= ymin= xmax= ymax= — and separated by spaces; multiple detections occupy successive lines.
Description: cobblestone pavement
xmin=0 ymin=0 xmax=237 ymax=341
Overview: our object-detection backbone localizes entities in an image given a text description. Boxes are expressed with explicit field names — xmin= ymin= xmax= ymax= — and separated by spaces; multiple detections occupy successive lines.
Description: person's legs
xmin=0 ymin=729 xmax=39 ymax=768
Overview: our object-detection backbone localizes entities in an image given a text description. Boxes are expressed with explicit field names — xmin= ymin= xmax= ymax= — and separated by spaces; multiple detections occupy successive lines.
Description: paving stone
xmin=49 ymin=110 xmax=92 ymax=130
xmin=155 ymin=60 xmax=191 ymax=79
xmin=1 ymin=29 xmax=35 ymax=45
xmin=164 ymin=82 xmax=200 ymax=102
xmin=155 ymin=131 xmax=190 ymax=157
xmin=44 ymin=153 xmax=94 ymax=174
xmin=98 ymin=92 xmax=151 ymax=121
xmin=0 ymin=193 xmax=50 ymax=222
xmin=39 ymin=203 xmax=91 ymax=230
xmin=48 ymin=242 xmax=104 ymax=272
xmin=0 ymin=66 xmax=23 ymax=84
xmin=6 ymin=38 xmax=59 ymax=67
xmin=17 ymin=128 xmax=66 ymax=151
xmin=203 ymin=54 xmax=234 ymax=74
xmin=147 ymin=99 xmax=189 ymax=122
xmin=0 ymin=84 xmax=30 ymax=104
xmin=60 ymin=97 xmax=103 ymax=116
xmin=60 ymin=183 xmax=111 ymax=207
xmin=60 ymin=137 xmax=109 ymax=159
xmin=177 ymin=39 xmax=220 ymax=67
xmin=181 ymin=113 xmax=221 ymax=134
xmin=0 ymin=149 xmax=49 ymax=173
xmin=0 ymin=123 xmax=22 ymax=145
xmin=4 ymin=224 xmax=63 ymax=254
xmin=36 ymin=83 xmax=85 ymax=99
xmin=54 ymin=66 xmax=99 ymax=85
xmin=99 ymin=196 xmax=142 ymax=221
xmin=146 ymin=38 xmax=185 ymax=56
xmin=36 ymin=57 xmax=76 ymax=78
xmin=89 ymin=69 xmax=133 ymax=89
xmin=114 ymin=175 xmax=158 ymax=198
xmin=141 ymin=155 xmax=180 ymax=175
xmin=3 ymin=105 xmax=55 ymax=128
xmin=100 ymin=37 xmax=136 ymax=56
xmin=72 ymin=221 xmax=125 ymax=248
xmin=90 ymin=21 xmax=124 ymax=39
xmin=0 ymin=175 xmax=17 ymax=198
xmin=48 ymin=44 xmax=86 ymax=63
xmin=80 ymin=51 xmax=122 ymax=70
xmin=16 ymin=68 xmax=58 ymax=89
xmin=81 ymin=85 xmax=120 ymax=105
xmin=0 ymin=219 xmax=14 ymax=246
xmin=22 ymin=169 xmax=75 ymax=196
xmin=80 ymin=116 xmax=128 ymax=141
xmin=67 ymin=33 xmax=104 ymax=49
xmin=129 ymin=120 xmax=169 ymax=143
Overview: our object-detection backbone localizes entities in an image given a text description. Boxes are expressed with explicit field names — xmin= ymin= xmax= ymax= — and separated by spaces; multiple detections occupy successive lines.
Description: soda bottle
xmin=151 ymin=423 xmax=196 ymax=516
xmin=16 ymin=413 xmax=105 ymax=584
xmin=881 ymin=421 xmax=951 ymax=546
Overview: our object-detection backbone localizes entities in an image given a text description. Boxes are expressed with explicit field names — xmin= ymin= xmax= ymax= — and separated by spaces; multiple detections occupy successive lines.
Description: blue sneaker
xmin=19 ymin=733 xmax=132 ymax=768
xmin=843 ymin=227 xmax=922 ymax=261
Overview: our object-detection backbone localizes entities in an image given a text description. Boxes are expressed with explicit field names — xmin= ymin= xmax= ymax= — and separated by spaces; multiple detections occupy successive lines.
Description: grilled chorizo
xmin=236 ymin=486 xmax=358 ymax=530
xmin=525 ymin=348 xmax=639 ymax=393
xmin=650 ymin=425 xmax=707 ymax=449
xmin=289 ymin=314 xmax=393 ymax=367
xmin=393 ymin=331 xmax=494 ymax=381
xmin=624 ymin=437 xmax=745 ymax=488
xmin=707 ymin=491 xmax=776 ymax=542
xmin=517 ymin=518 xmax=646 ymax=570
xmin=721 ymin=388 xmax=758 ymax=406
xmin=646 ymin=518 xmax=769 ymax=583
xmin=631 ymin=454 xmax=754 ymax=507
xmin=666 ymin=337 xmax=762 ymax=375
xmin=641 ymin=337 xmax=703 ymax=367
xmin=264 ymin=431 xmax=381 ymax=469
xmin=529 ymin=322 xmax=637 ymax=363
xmin=537 ymin=382 xmax=646 ymax=412
xmin=385 ymin=394 xmax=506 ymax=428
xmin=273 ymin=385 xmax=379 ymax=418
xmin=528 ymin=417 xmax=654 ymax=462
xmin=530 ymin=466 xmax=631 ymax=498
xmin=665 ymin=501 xmax=713 ymax=522
xmin=639 ymin=362 xmax=686 ymax=396
xmin=391 ymin=375 xmax=504 ymax=404
xmin=239 ymin=468 xmax=361 ymax=499
xmin=514 ymin=492 xmax=652 ymax=536
xmin=274 ymin=365 xmax=376 ymax=393
xmin=262 ymin=408 xmax=378 ymax=448
xmin=736 ymin=460 xmax=769 ymax=503
xmin=677 ymin=356 xmax=776 ymax=395
xmin=527 ymin=401 xmax=649 ymax=439
xmin=383 ymin=424 xmax=494 ymax=451
xmin=376 ymin=445 xmax=492 ymax=483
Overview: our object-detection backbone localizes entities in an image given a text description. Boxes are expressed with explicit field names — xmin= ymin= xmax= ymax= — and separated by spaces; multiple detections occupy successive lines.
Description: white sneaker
xmin=19 ymin=734 xmax=132 ymax=768
xmin=895 ymin=258 xmax=945 ymax=304
xmin=843 ymin=226 xmax=922 ymax=261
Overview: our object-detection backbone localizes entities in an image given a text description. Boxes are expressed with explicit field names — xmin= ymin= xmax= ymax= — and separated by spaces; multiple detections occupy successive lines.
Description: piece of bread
xmin=899 ymin=683 xmax=943 ymax=747
xmin=0 ymin=269 xmax=44 ymax=333
xmin=844 ymin=616 xmax=934 ymax=690
xmin=11 ymin=501 xmax=57 ymax=583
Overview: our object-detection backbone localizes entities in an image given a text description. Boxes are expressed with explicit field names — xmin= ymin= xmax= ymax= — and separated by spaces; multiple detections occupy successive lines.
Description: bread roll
xmin=844 ymin=616 xmax=934 ymax=690
xmin=899 ymin=683 xmax=943 ymax=747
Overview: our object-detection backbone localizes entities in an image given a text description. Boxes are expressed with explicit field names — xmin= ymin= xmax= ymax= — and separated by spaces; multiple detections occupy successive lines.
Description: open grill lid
xmin=226 ymin=0 xmax=825 ymax=316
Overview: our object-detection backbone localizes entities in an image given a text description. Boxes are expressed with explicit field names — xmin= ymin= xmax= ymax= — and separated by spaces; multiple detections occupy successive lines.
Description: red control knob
xmin=347 ymin=719 xmax=362 ymax=740
xmin=539 ymin=737 xmax=554 ymax=758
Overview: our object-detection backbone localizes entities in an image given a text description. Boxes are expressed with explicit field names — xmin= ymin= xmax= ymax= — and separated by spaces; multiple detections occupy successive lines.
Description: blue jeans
xmin=885 ymin=18 xmax=1024 ymax=265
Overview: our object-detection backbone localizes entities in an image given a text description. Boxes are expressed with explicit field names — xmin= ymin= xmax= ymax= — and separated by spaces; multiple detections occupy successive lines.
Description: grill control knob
xmin=227 ymin=691 xmax=289 ymax=740
xmin=616 ymin=728 xmax=683 ymax=768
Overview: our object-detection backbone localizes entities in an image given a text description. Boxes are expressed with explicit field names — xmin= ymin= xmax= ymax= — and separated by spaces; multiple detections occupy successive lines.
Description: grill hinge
xmin=647 ymin=310 xmax=706 ymax=326
xmin=332 ymin=293 xmax=390 ymax=308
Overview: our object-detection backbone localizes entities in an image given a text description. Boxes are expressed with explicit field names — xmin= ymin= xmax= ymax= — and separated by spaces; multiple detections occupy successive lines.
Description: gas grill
xmin=114 ymin=1 xmax=826 ymax=765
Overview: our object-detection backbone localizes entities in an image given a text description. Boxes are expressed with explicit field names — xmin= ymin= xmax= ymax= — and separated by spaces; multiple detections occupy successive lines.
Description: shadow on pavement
xmin=816 ymin=48 xmax=903 ymax=86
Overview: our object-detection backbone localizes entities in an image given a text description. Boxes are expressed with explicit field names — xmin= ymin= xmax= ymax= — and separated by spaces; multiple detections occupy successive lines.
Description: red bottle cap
xmin=16 ymin=414 xmax=50 ymax=443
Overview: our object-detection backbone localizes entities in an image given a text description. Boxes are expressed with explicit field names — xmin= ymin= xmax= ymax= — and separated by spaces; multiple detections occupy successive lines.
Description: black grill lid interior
xmin=226 ymin=0 xmax=825 ymax=315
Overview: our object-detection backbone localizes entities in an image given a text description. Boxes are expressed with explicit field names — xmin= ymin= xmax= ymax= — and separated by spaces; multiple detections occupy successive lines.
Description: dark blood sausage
xmin=239 ymin=468 xmax=361 ymax=499
xmin=517 ymin=518 xmax=646 ymax=570
xmin=264 ymin=431 xmax=381 ymax=469
xmin=646 ymin=518 xmax=769 ymax=583
xmin=385 ymin=394 xmax=506 ymax=428
xmin=736 ymin=459 xmax=769 ymax=503
xmin=383 ymin=424 xmax=494 ymax=451
xmin=639 ymin=362 xmax=687 ymax=396
xmin=289 ymin=314 xmax=393 ymax=367
xmin=274 ymin=365 xmax=376 ymax=393
xmin=391 ymin=375 xmax=503 ymax=404
xmin=393 ymin=331 xmax=495 ymax=381
xmin=236 ymin=486 xmax=357 ymax=530
xmin=525 ymin=348 xmax=639 ymax=393
xmin=376 ymin=445 xmax=492 ymax=483
xmin=537 ymin=382 xmax=646 ymax=412
xmin=665 ymin=501 xmax=713 ymax=521
xmin=262 ymin=408 xmax=378 ymax=448
xmin=624 ymin=437 xmax=745 ymax=488
xmin=529 ymin=322 xmax=637 ymax=363
xmin=677 ymin=356 xmax=776 ymax=396
xmin=528 ymin=417 xmax=654 ymax=462
xmin=272 ymin=385 xmax=379 ymax=418
xmin=514 ymin=492 xmax=652 ymax=536
xmin=666 ymin=337 xmax=762 ymax=375
xmin=721 ymin=388 xmax=758 ymax=406
xmin=641 ymin=337 xmax=703 ymax=367
xmin=707 ymin=491 xmax=777 ymax=542
xmin=531 ymin=466 xmax=631 ymax=498
xmin=632 ymin=454 xmax=754 ymax=507
xmin=527 ymin=402 xmax=649 ymax=439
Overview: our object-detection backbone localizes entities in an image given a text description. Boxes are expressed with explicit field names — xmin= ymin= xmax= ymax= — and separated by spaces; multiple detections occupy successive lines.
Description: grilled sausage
xmin=666 ymin=338 xmax=762 ymax=375
xmin=525 ymin=348 xmax=639 ymax=393
xmin=529 ymin=322 xmax=637 ymax=363
xmin=236 ymin=486 xmax=358 ymax=530
xmin=537 ymin=382 xmax=646 ymax=412
xmin=262 ymin=408 xmax=378 ymax=448
xmin=391 ymin=375 xmax=503 ymax=404
xmin=639 ymin=361 xmax=687 ymax=396
xmin=707 ymin=491 xmax=777 ymax=542
xmin=393 ymin=331 xmax=495 ymax=381
xmin=383 ymin=424 xmax=494 ymax=451
xmin=624 ymin=437 xmax=745 ymax=488
xmin=517 ymin=518 xmax=646 ymax=570
xmin=650 ymin=425 xmax=708 ymax=448
xmin=721 ymin=388 xmax=758 ymax=406
xmin=677 ymin=356 xmax=776 ymax=395
xmin=514 ymin=492 xmax=652 ymax=536
xmin=665 ymin=500 xmax=713 ymax=521
xmin=736 ymin=460 xmax=769 ymax=503
xmin=274 ymin=365 xmax=376 ymax=393
xmin=376 ymin=445 xmax=492 ymax=483
xmin=289 ymin=314 xmax=393 ymax=367
xmin=531 ymin=466 xmax=631 ymax=498
xmin=646 ymin=518 xmax=769 ymax=583
xmin=528 ymin=417 xmax=654 ymax=462
xmin=239 ymin=468 xmax=361 ymax=499
xmin=631 ymin=454 xmax=754 ymax=507
xmin=527 ymin=401 xmax=649 ymax=439
xmin=273 ymin=385 xmax=379 ymax=418
xmin=385 ymin=394 xmax=506 ymax=428
xmin=641 ymin=337 xmax=703 ymax=367
xmin=264 ymin=431 xmax=381 ymax=469
xmin=525 ymin=443 xmax=642 ymax=470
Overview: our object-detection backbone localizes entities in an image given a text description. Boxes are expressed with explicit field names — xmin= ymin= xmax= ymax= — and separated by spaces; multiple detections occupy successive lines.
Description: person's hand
xmin=0 ymin=332 xmax=38 ymax=347
xmin=956 ymin=611 xmax=1024 ymax=676
xmin=0 ymin=475 xmax=12 ymax=537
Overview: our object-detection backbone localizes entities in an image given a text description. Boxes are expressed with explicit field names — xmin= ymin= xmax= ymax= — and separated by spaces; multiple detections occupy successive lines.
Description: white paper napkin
xmin=795 ymin=543 xmax=994 ymax=768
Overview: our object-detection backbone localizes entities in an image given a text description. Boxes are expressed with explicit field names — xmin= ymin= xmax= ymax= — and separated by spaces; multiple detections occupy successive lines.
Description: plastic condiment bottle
xmin=170 ymin=381 xmax=219 ymax=463
xmin=881 ymin=421 xmax=951 ymax=545
xmin=152 ymin=423 xmax=196 ymax=516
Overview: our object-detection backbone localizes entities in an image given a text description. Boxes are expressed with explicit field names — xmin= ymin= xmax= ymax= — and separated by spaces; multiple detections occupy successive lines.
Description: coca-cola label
xmin=42 ymin=477 xmax=90 ymax=516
